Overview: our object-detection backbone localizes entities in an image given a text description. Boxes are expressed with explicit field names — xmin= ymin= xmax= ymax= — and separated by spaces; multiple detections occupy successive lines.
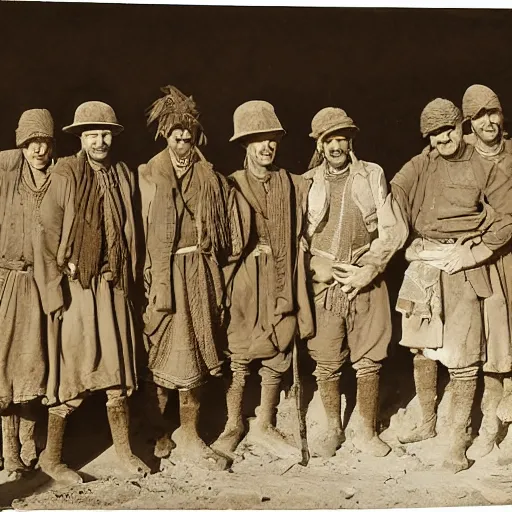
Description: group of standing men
xmin=0 ymin=83 xmax=512 ymax=484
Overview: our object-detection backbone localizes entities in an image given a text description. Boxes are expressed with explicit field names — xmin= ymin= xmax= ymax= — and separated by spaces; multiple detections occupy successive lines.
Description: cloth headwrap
xmin=420 ymin=98 xmax=462 ymax=138
xmin=16 ymin=109 xmax=54 ymax=148
xmin=462 ymin=84 xmax=502 ymax=120
xmin=146 ymin=85 xmax=207 ymax=145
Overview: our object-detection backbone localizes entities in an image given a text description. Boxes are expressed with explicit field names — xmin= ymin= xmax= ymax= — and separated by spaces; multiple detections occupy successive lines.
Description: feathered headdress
xmin=146 ymin=85 xmax=207 ymax=145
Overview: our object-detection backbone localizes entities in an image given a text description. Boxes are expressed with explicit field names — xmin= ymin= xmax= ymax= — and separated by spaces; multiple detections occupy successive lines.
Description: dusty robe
xmin=0 ymin=150 xmax=49 ymax=409
xmin=225 ymin=168 xmax=314 ymax=361
xmin=140 ymin=149 xmax=244 ymax=390
xmin=35 ymin=151 xmax=138 ymax=405
xmin=391 ymin=144 xmax=512 ymax=369
xmin=303 ymin=160 xmax=408 ymax=363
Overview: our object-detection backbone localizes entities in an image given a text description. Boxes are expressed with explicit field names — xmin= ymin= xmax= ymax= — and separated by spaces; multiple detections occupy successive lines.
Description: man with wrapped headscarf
xmin=140 ymin=86 xmax=244 ymax=470
xmin=35 ymin=101 xmax=150 ymax=484
xmin=302 ymin=108 xmax=408 ymax=458
xmin=462 ymin=84 xmax=512 ymax=465
xmin=0 ymin=109 xmax=54 ymax=479
xmin=211 ymin=100 xmax=313 ymax=461
xmin=391 ymin=98 xmax=512 ymax=473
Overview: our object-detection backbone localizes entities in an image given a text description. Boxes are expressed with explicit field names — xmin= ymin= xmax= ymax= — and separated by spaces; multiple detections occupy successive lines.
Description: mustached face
xmin=245 ymin=132 xmax=282 ymax=168
xmin=167 ymin=128 xmax=193 ymax=158
xmin=322 ymin=134 xmax=351 ymax=169
xmin=471 ymin=108 xmax=504 ymax=145
xmin=80 ymin=129 xmax=113 ymax=163
xmin=429 ymin=123 xmax=463 ymax=158
xmin=22 ymin=137 xmax=53 ymax=170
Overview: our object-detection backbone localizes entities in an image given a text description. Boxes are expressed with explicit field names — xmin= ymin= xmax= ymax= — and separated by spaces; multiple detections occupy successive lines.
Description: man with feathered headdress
xmin=0 ymin=109 xmax=55 ymax=480
xmin=139 ymin=85 xmax=244 ymax=470
xmin=301 ymin=107 xmax=408 ymax=459
xmin=391 ymin=98 xmax=512 ymax=473
xmin=461 ymin=84 xmax=512 ymax=465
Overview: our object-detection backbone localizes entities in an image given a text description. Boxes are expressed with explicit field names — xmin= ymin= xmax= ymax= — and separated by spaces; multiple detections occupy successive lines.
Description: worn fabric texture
xmin=302 ymin=160 xmax=406 ymax=374
xmin=35 ymin=152 xmax=138 ymax=405
xmin=225 ymin=168 xmax=313 ymax=367
xmin=140 ymin=149 xmax=243 ymax=390
xmin=420 ymin=99 xmax=462 ymax=137
xmin=392 ymin=144 xmax=512 ymax=370
xmin=462 ymin=84 xmax=502 ymax=120
xmin=15 ymin=109 xmax=54 ymax=148
xmin=0 ymin=150 xmax=50 ymax=408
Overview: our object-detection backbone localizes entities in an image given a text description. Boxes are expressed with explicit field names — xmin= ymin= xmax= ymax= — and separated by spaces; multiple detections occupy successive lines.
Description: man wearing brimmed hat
xmin=138 ymin=86 xmax=245 ymax=470
xmin=302 ymin=107 xmax=408 ymax=458
xmin=462 ymin=84 xmax=512 ymax=465
xmin=0 ymin=109 xmax=55 ymax=479
xmin=35 ymin=101 xmax=150 ymax=483
xmin=391 ymin=98 xmax=512 ymax=473
xmin=211 ymin=100 xmax=313 ymax=461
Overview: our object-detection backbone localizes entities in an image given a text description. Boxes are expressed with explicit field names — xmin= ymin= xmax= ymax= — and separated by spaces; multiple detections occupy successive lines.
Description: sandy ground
xmin=4 ymin=370 xmax=512 ymax=510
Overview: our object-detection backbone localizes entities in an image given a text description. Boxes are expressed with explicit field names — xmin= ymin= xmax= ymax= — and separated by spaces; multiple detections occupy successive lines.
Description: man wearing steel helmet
xmin=0 ymin=109 xmax=55 ymax=479
xmin=211 ymin=100 xmax=313 ymax=460
xmin=35 ymin=101 xmax=150 ymax=483
xmin=302 ymin=107 xmax=408 ymax=458
xmin=391 ymin=98 xmax=512 ymax=473
xmin=462 ymin=84 xmax=512 ymax=465
xmin=139 ymin=86 xmax=244 ymax=470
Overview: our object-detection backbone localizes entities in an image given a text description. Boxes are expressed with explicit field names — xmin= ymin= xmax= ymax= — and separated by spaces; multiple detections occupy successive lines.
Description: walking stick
xmin=292 ymin=338 xmax=310 ymax=466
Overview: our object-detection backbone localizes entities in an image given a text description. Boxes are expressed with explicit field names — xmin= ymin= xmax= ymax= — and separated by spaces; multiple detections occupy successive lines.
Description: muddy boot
xmin=311 ymin=379 xmax=344 ymax=458
xmin=351 ymin=374 xmax=390 ymax=457
xmin=247 ymin=383 xmax=300 ymax=459
xmin=106 ymin=399 xmax=151 ymax=477
xmin=2 ymin=414 xmax=26 ymax=479
xmin=173 ymin=387 xmax=230 ymax=470
xmin=39 ymin=412 xmax=83 ymax=484
xmin=467 ymin=373 xmax=502 ymax=460
xmin=211 ymin=372 xmax=246 ymax=460
xmin=19 ymin=403 xmax=38 ymax=468
xmin=145 ymin=383 xmax=175 ymax=459
xmin=442 ymin=378 xmax=477 ymax=474
xmin=497 ymin=424 xmax=512 ymax=466
xmin=497 ymin=376 xmax=512 ymax=423
xmin=398 ymin=355 xmax=437 ymax=444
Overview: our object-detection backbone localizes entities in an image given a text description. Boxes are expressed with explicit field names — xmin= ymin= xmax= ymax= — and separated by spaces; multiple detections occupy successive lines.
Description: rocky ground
xmin=3 ymin=361 xmax=512 ymax=510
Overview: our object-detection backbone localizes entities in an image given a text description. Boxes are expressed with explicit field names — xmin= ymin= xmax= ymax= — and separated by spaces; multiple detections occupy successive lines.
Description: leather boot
xmin=39 ymin=412 xmax=83 ymax=484
xmin=442 ymin=377 xmax=477 ymax=473
xmin=2 ymin=414 xmax=26 ymax=478
xmin=467 ymin=373 xmax=502 ymax=460
xmin=351 ymin=373 xmax=390 ymax=457
xmin=211 ymin=372 xmax=246 ymax=459
xmin=106 ymin=399 xmax=150 ymax=476
xmin=311 ymin=379 xmax=344 ymax=458
xmin=247 ymin=383 xmax=300 ymax=459
xmin=19 ymin=402 xmax=38 ymax=468
xmin=145 ymin=382 xmax=176 ymax=459
xmin=398 ymin=355 xmax=437 ymax=444
xmin=172 ymin=387 xmax=229 ymax=470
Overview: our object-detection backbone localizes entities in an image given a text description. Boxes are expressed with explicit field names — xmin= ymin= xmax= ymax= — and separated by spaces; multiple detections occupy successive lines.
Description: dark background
xmin=1 ymin=4 xmax=511 ymax=179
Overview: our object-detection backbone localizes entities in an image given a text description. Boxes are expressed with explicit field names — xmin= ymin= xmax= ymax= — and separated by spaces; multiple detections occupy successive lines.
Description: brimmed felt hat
xmin=310 ymin=107 xmax=359 ymax=141
xmin=63 ymin=101 xmax=124 ymax=135
xmin=230 ymin=100 xmax=285 ymax=142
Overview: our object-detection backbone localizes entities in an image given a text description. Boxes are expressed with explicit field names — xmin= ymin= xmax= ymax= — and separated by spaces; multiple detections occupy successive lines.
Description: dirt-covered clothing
xmin=392 ymin=144 xmax=512 ymax=369
xmin=0 ymin=150 xmax=50 ymax=408
xmin=36 ymin=151 xmax=138 ymax=405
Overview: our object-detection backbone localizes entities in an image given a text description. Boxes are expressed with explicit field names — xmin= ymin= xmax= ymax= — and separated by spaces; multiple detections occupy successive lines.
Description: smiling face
xmin=322 ymin=133 xmax=351 ymax=169
xmin=22 ymin=137 xmax=53 ymax=170
xmin=429 ymin=123 xmax=463 ymax=158
xmin=80 ymin=129 xmax=112 ymax=163
xmin=167 ymin=128 xmax=193 ymax=159
xmin=471 ymin=108 xmax=504 ymax=146
xmin=245 ymin=132 xmax=282 ymax=168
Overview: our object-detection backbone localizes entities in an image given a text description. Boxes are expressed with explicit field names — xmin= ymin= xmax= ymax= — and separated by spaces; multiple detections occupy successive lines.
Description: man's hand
xmin=332 ymin=263 xmax=378 ymax=300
